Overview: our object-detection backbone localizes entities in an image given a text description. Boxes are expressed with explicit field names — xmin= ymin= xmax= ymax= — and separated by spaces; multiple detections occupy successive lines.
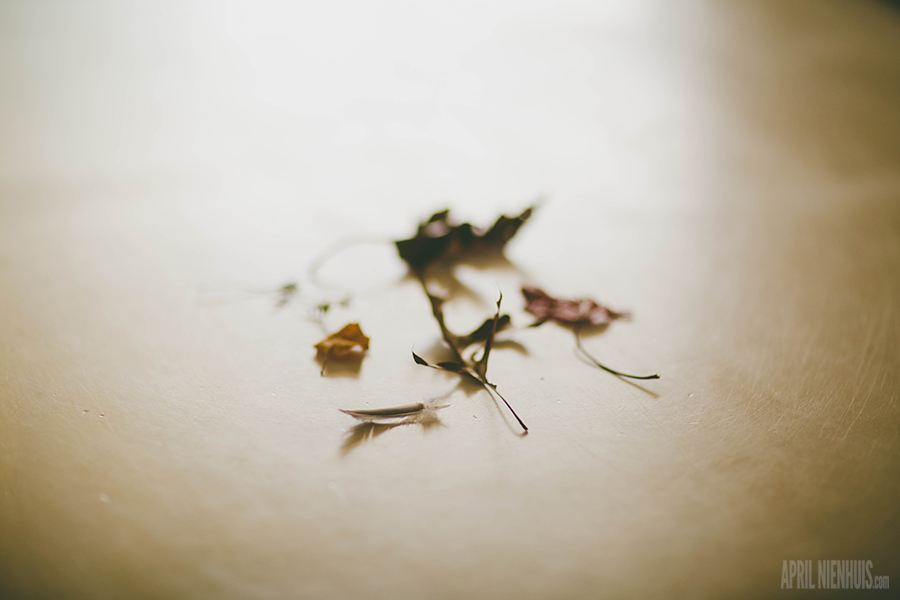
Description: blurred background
xmin=1 ymin=1 xmax=898 ymax=598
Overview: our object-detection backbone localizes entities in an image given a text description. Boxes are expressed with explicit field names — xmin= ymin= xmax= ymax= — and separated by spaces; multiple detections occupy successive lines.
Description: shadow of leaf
xmin=482 ymin=339 xmax=529 ymax=356
xmin=316 ymin=353 xmax=363 ymax=378
xmin=418 ymin=250 xmax=529 ymax=306
xmin=551 ymin=321 xmax=610 ymax=338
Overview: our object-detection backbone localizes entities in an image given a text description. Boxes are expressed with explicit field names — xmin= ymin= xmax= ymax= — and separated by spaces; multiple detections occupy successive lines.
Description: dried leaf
xmin=522 ymin=286 xmax=629 ymax=327
xmin=396 ymin=207 xmax=533 ymax=271
xmin=412 ymin=353 xmax=465 ymax=374
xmin=521 ymin=288 xmax=657 ymax=381
xmin=397 ymin=209 xmax=531 ymax=433
xmin=315 ymin=322 xmax=369 ymax=355
xmin=314 ymin=323 xmax=369 ymax=375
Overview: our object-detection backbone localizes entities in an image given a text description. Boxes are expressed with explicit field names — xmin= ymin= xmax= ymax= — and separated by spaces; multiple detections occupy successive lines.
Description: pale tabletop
xmin=1 ymin=1 xmax=898 ymax=599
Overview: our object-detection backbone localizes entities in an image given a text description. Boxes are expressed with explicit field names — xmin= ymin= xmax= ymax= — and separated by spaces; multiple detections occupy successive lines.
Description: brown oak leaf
xmin=395 ymin=207 xmax=533 ymax=272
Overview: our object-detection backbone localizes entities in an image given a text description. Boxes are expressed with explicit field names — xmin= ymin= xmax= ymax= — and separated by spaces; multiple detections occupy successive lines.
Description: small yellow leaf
xmin=314 ymin=323 xmax=369 ymax=358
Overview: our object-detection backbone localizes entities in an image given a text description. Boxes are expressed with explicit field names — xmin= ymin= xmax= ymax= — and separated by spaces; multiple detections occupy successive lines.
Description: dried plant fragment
xmin=395 ymin=208 xmax=533 ymax=272
xmin=314 ymin=322 xmax=370 ymax=375
xmin=276 ymin=282 xmax=299 ymax=308
xmin=522 ymin=286 xmax=629 ymax=327
xmin=393 ymin=207 xmax=532 ymax=431
xmin=522 ymin=287 xmax=658 ymax=381
xmin=412 ymin=293 xmax=528 ymax=432
xmin=311 ymin=296 xmax=351 ymax=323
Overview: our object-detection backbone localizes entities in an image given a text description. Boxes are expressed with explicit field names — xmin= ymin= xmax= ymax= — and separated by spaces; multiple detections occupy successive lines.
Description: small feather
xmin=340 ymin=403 xmax=426 ymax=420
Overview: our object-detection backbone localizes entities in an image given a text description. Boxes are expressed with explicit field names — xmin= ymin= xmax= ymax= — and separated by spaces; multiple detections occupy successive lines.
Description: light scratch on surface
xmin=841 ymin=370 xmax=886 ymax=442
xmin=636 ymin=397 xmax=700 ymax=476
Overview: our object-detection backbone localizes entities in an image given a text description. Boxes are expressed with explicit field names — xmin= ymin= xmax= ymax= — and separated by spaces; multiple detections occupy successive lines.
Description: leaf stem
xmin=483 ymin=381 xmax=528 ymax=432
xmin=573 ymin=321 xmax=659 ymax=380
xmin=414 ymin=273 xmax=466 ymax=365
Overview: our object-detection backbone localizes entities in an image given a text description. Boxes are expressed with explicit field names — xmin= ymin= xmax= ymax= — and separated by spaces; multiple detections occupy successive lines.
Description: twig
xmin=413 ymin=273 xmax=528 ymax=432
